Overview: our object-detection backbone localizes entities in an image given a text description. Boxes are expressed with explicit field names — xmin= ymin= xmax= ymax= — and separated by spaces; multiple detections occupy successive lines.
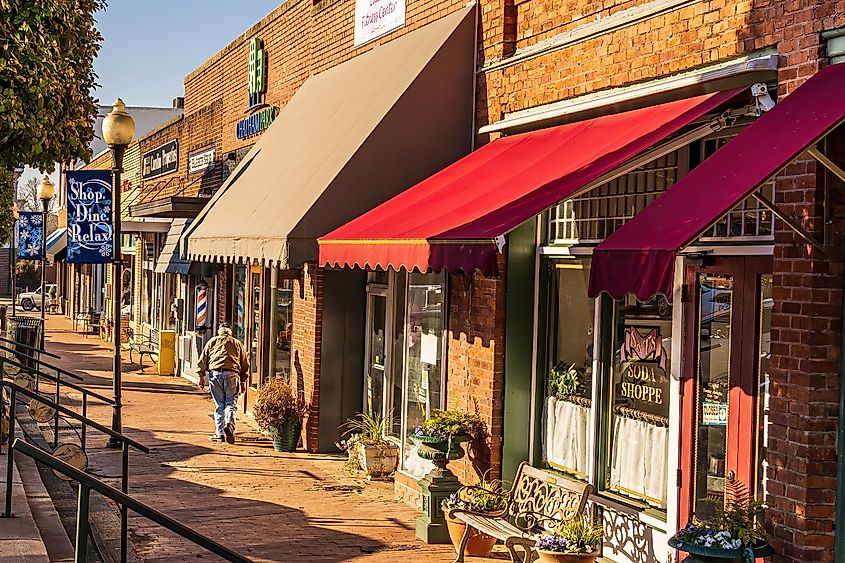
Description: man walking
xmin=197 ymin=322 xmax=250 ymax=444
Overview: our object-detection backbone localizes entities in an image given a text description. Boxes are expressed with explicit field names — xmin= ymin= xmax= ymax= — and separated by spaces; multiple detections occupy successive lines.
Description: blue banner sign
xmin=66 ymin=170 xmax=113 ymax=264
xmin=17 ymin=211 xmax=44 ymax=261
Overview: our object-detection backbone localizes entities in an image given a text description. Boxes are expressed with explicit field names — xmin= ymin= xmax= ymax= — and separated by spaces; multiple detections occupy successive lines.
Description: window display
xmin=543 ymin=260 xmax=594 ymax=478
xmin=233 ymin=266 xmax=247 ymax=342
xmin=608 ymin=295 xmax=671 ymax=509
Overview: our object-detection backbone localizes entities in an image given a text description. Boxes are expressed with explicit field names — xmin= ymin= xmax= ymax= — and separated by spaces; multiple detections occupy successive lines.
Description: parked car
xmin=18 ymin=284 xmax=56 ymax=311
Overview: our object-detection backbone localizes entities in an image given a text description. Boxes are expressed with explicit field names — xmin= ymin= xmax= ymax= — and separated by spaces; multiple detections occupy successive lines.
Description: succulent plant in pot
xmin=338 ymin=412 xmax=398 ymax=478
xmin=253 ymin=378 xmax=308 ymax=452
xmin=535 ymin=516 xmax=603 ymax=563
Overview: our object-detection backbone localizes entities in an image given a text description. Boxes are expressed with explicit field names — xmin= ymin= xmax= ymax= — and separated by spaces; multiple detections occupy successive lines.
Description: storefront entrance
xmin=680 ymin=256 xmax=772 ymax=523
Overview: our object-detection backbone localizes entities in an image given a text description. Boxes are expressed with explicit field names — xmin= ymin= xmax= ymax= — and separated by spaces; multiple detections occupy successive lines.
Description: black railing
xmin=1 ymin=381 xmax=148 ymax=563
xmin=11 ymin=439 xmax=253 ymax=563
xmin=0 ymin=350 xmax=113 ymax=450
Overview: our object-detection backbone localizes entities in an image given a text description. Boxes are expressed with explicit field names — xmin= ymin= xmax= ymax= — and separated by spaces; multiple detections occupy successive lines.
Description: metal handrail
xmin=0 ymin=341 xmax=83 ymax=382
xmin=0 ymin=351 xmax=114 ymax=452
xmin=2 ymin=381 xmax=148 ymax=562
xmin=12 ymin=439 xmax=254 ymax=563
xmin=0 ymin=335 xmax=61 ymax=359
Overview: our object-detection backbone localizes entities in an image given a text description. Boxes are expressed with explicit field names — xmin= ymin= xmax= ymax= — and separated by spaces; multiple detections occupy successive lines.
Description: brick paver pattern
xmin=43 ymin=316 xmax=458 ymax=562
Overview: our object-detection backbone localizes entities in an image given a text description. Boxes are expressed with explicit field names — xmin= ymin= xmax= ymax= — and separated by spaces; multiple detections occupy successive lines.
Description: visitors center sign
xmin=354 ymin=0 xmax=405 ymax=47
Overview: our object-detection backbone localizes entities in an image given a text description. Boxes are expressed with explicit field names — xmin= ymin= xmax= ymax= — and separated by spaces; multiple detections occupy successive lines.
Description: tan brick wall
xmin=291 ymin=262 xmax=323 ymax=452
xmin=446 ymin=259 xmax=506 ymax=484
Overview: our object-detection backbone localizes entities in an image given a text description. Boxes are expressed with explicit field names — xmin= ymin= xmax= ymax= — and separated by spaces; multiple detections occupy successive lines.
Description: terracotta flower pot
xmin=444 ymin=513 xmax=497 ymax=557
xmin=536 ymin=549 xmax=600 ymax=563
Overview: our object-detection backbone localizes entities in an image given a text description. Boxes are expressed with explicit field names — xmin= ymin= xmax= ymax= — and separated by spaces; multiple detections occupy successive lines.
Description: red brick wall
xmin=446 ymin=261 xmax=506 ymax=484
xmin=291 ymin=262 xmax=323 ymax=452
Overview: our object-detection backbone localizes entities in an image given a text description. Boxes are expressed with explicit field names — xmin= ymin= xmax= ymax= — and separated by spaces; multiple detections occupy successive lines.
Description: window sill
xmin=592 ymin=491 xmax=668 ymax=531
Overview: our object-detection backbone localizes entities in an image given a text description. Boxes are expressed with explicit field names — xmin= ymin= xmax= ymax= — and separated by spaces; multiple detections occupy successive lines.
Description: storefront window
xmin=399 ymin=271 xmax=446 ymax=477
xmin=233 ymin=266 xmax=247 ymax=342
xmin=250 ymin=269 xmax=261 ymax=376
xmin=607 ymin=295 xmax=671 ymax=509
xmin=273 ymin=280 xmax=294 ymax=379
xmin=543 ymin=260 xmax=594 ymax=479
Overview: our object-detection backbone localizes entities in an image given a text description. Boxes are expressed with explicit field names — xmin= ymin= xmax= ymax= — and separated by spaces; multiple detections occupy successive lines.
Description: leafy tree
xmin=0 ymin=0 xmax=105 ymax=241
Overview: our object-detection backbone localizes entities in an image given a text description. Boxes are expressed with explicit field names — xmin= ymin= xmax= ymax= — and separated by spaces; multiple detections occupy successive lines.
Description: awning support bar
xmin=808 ymin=145 xmax=845 ymax=184
xmin=750 ymin=191 xmax=825 ymax=251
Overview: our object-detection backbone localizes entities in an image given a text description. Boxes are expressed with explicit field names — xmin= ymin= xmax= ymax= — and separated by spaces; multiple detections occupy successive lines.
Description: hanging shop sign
xmin=236 ymin=106 xmax=277 ymax=140
xmin=66 ymin=170 xmax=113 ymax=264
xmin=17 ymin=211 xmax=44 ymax=261
xmin=142 ymin=140 xmax=179 ymax=180
xmin=188 ymin=147 xmax=216 ymax=174
xmin=354 ymin=0 xmax=406 ymax=47
xmin=617 ymin=326 xmax=670 ymax=419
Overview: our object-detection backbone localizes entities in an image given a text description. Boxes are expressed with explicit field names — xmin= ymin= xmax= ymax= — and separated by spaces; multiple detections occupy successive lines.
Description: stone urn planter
xmin=668 ymin=537 xmax=774 ymax=562
xmin=355 ymin=442 xmax=399 ymax=478
xmin=410 ymin=434 xmax=471 ymax=477
xmin=443 ymin=512 xmax=497 ymax=556
xmin=536 ymin=549 xmax=600 ymax=563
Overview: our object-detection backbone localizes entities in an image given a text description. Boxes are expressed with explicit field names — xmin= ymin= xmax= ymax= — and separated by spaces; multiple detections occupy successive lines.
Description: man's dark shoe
xmin=223 ymin=425 xmax=235 ymax=444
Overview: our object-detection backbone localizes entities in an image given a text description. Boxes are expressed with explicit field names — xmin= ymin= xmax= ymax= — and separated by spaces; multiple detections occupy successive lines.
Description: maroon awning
xmin=589 ymin=64 xmax=845 ymax=302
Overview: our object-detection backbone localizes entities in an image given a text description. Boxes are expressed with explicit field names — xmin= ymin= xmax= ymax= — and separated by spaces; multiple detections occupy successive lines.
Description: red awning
xmin=589 ymin=64 xmax=845 ymax=302
xmin=319 ymin=90 xmax=743 ymax=275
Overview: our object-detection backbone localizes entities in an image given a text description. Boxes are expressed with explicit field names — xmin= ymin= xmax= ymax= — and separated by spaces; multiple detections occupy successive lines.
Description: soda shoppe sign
xmin=616 ymin=326 xmax=670 ymax=419
xmin=66 ymin=170 xmax=113 ymax=264
xmin=354 ymin=0 xmax=406 ymax=47
xmin=142 ymin=139 xmax=179 ymax=180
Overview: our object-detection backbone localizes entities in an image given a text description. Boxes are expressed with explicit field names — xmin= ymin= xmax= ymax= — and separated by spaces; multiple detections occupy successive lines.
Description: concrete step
xmin=0 ymin=447 xmax=51 ymax=562
xmin=16 ymin=451 xmax=75 ymax=562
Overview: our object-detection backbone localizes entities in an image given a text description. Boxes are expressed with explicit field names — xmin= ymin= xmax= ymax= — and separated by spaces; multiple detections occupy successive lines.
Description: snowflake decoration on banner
xmin=99 ymin=244 xmax=112 ymax=258
xmin=25 ymin=242 xmax=40 ymax=256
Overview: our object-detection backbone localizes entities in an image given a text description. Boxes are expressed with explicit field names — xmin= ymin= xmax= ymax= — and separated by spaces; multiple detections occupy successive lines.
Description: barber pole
xmin=196 ymin=282 xmax=208 ymax=331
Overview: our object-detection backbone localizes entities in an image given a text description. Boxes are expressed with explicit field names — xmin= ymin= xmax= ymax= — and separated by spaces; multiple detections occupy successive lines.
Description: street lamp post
xmin=37 ymin=176 xmax=55 ymax=352
xmin=102 ymin=98 xmax=135 ymax=448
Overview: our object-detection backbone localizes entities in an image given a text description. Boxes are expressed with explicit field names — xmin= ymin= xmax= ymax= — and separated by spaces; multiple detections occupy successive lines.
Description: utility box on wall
xmin=157 ymin=330 xmax=176 ymax=376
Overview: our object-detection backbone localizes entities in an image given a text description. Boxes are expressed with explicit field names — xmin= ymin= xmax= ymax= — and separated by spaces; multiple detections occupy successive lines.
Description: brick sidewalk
xmin=41 ymin=315 xmax=459 ymax=562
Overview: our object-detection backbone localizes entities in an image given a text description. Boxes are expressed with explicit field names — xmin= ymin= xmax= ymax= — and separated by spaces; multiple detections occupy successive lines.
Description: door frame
xmin=363 ymin=281 xmax=392 ymax=420
xmin=679 ymin=255 xmax=772 ymax=525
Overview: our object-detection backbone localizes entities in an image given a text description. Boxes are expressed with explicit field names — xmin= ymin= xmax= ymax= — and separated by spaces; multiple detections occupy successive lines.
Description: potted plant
xmin=442 ymin=475 xmax=507 ymax=557
xmin=253 ymin=378 xmax=308 ymax=452
xmin=535 ymin=516 xmax=603 ymax=563
xmin=669 ymin=482 xmax=773 ymax=562
xmin=338 ymin=412 xmax=399 ymax=478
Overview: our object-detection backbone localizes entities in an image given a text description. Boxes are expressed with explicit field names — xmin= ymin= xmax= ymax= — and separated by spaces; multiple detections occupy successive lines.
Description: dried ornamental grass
xmin=253 ymin=378 xmax=308 ymax=431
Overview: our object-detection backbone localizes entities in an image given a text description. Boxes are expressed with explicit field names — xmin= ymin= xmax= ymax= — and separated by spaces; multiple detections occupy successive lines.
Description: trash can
xmin=9 ymin=316 xmax=44 ymax=370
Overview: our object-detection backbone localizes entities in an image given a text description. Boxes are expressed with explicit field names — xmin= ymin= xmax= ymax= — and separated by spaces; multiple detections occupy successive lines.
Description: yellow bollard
xmin=157 ymin=330 xmax=176 ymax=376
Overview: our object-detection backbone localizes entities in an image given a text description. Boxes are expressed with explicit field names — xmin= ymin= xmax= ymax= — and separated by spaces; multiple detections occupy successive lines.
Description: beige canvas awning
xmin=184 ymin=6 xmax=475 ymax=267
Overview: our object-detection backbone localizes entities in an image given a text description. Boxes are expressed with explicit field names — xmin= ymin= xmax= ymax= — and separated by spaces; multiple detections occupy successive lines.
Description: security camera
xmin=751 ymin=83 xmax=776 ymax=113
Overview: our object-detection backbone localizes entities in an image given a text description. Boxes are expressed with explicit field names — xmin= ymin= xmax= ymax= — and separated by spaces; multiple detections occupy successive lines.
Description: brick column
xmin=765 ymin=73 xmax=845 ymax=562
xmin=446 ymin=259 xmax=506 ymax=484
xmin=291 ymin=262 xmax=323 ymax=453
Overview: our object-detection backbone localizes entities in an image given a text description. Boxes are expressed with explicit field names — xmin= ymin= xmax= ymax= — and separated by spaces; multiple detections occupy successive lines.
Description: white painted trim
xmin=480 ymin=51 xmax=778 ymax=135
xmin=682 ymin=244 xmax=773 ymax=256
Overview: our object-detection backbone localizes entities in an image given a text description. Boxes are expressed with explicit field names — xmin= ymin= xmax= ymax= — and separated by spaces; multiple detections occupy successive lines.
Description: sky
xmin=19 ymin=0 xmax=283 ymax=190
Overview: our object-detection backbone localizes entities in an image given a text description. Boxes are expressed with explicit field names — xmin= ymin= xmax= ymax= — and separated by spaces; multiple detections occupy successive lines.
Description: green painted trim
xmin=502 ymin=220 xmax=537 ymax=483
xmin=594 ymin=294 xmax=615 ymax=493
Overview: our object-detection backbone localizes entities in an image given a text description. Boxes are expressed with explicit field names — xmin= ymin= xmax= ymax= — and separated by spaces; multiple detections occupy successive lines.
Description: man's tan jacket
xmin=197 ymin=328 xmax=250 ymax=381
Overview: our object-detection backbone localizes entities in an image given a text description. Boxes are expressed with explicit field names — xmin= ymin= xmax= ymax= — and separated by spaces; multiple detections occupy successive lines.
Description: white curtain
xmin=610 ymin=416 xmax=668 ymax=506
xmin=543 ymin=397 xmax=590 ymax=475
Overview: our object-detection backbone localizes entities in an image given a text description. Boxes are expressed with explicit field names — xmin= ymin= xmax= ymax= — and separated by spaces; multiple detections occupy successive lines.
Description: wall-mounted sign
xmin=236 ymin=106 xmax=276 ymax=140
xmin=17 ymin=211 xmax=44 ymax=261
xmin=142 ymin=140 xmax=179 ymax=180
xmin=248 ymin=37 xmax=267 ymax=108
xmin=66 ymin=170 xmax=113 ymax=264
xmin=354 ymin=0 xmax=406 ymax=47
xmin=189 ymin=147 xmax=216 ymax=174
